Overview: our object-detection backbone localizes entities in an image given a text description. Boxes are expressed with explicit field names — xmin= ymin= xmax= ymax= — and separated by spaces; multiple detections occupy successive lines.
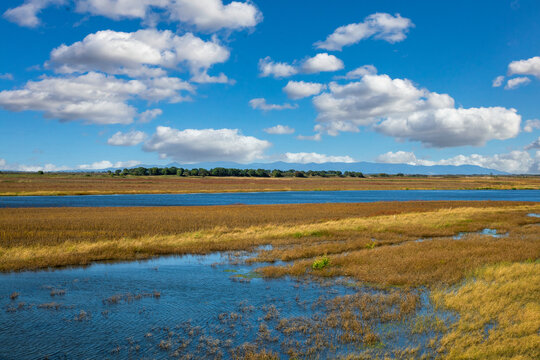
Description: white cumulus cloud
xmin=143 ymin=126 xmax=271 ymax=163
xmin=76 ymin=0 xmax=261 ymax=32
xmin=376 ymin=107 xmax=521 ymax=148
xmin=48 ymin=29 xmax=229 ymax=80
xmin=0 ymin=158 xmax=141 ymax=171
xmin=0 ymin=158 xmax=70 ymax=172
xmin=249 ymin=98 xmax=297 ymax=111
xmin=17 ymin=163 xmax=71 ymax=172
xmin=166 ymin=0 xmax=262 ymax=32
xmin=492 ymin=75 xmax=504 ymax=87
xmin=281 ymin=152 xmax=355 ymax=164
xmin=525 ymin=137 xmax=540 ymax=150
xmin=3 ymin=0 xmax=65 ymax=28
xmin=315 ymin=13 xmax=414 ymax=51
xmin=376 ymin=150 xmax=540 ymax=174
xmin=0 ymin=72 xmax=139 ymax=124
xmin=301 ymin=53 xmax=344 ymax=74
xmin=0 ymin=73 xmax=14 ymax=80
xmin=296 ymin=134 xmax=322 ymax=141
xmin=376 ymin=151 xmax=419 ymax=165
xmin=504 ymin=76 xmax=531 ymax=90
xmin=7 ymin=1 xmax=262 ymax=32
xmin=508 ymin=56 xmax=540 ymax=78
xmin=190 ymin=71 xmax=231 ymax=84
xmin=78 ymin=160 xmax=116 ymax=170
xmin=107 ymin=130 xmax=147 ymax=146
xmin=139 ymin=109 xmax=162 ymax=123
xmin=139 ymin=76 xmax=193 ymax=103
xmin=263 ymin=125 xmax=295 ymax=135
xmin=258 ymin=57 xmax=298 ymax=78
xmin=258 ymin=53 xmax=344 ymax=78
xmin=436 ymin=151 xmax=539 ymax=174
xmin=75 ymin=0 xmax=166 ymax=20
xmin=78 ymin=160 xmax=141 ymax=169
xmin=0 ymin=72 xmax=191 ymax=124
xmin=524 ymin=119 xmax=540 ymax=133
xmin=313 ymin=74 xmax=521 ymax=147
xmin=283 ymin=81 xmax=325 ymax=100
xmin=335 ymin=65 xmax=377 ymax=80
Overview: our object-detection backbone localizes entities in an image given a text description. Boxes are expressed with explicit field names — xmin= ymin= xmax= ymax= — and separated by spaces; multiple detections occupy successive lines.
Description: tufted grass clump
xmin=312 ymin=255 xmax=330 ymax=270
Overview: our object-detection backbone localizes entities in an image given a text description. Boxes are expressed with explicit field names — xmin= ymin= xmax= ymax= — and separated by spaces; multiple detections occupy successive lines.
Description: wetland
xmin=0 ymin=190 xmax=539 ymax=359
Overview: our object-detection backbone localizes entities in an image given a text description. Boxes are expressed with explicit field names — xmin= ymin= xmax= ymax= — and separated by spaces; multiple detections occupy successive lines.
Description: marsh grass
xmin=230 ymin=344 xmax=279 ymax=360
xmin=103 ymin=292 xmax=161 ymax=305
xmin=410 ymin=314 xmax=448 ymax=334
xmin=432 ymin=262 xmax=540 ymax=359
xmin=312 ymin=255 xmax=330 ymax=270
xmin=1 ymin=173 xmax=539 ymax=196
xmin=1 ymin=201 xmax=478 ymax=248
xmin=49 ymin=289 xmax=65 ymax=297
xmin=1 ymin=202 xmax=539 ymax=275
xmin=255 ymin=204 xmax=540 ymax=286
xmin=272 ymin=289 xmax=421 ymax=357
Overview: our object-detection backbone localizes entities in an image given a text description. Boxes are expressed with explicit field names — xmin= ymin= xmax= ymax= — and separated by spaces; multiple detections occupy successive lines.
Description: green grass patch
xmin=312 ymin=255 xmax=330 ymax=270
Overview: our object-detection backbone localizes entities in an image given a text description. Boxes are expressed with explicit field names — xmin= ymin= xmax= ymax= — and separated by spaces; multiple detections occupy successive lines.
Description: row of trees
xmin=107 ymin=167 xmax=366 ymax=178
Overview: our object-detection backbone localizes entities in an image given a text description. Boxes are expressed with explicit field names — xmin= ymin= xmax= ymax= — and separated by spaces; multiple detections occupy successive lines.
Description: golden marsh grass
xmin=1 ymin=173 xmax=539 ymax=196
xmin=0 ymin=201 xmax=505 ymax=247
xmin=0 ymin=201 xmax=538 ymax=279
xmin=432 ymin=262 xmax=540 ymax=359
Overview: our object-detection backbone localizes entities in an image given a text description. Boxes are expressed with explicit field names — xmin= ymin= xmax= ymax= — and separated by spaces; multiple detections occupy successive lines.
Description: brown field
xmin=0 ymin=173 xmax=539 ymax=195
xmin=1 ymin=200 xmax=539 ymax=358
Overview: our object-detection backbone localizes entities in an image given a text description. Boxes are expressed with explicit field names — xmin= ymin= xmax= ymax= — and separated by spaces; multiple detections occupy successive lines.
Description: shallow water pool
xmin=0 ymin=252 xmax=451 ymax=359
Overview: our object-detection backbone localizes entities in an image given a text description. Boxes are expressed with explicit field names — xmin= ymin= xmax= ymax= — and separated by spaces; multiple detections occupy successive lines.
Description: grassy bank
xmin=1 ymin=173 xmax=539 ymax=196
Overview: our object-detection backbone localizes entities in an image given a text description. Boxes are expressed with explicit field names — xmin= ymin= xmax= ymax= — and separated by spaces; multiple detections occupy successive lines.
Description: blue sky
xmin=0 ymin=0 xmax=539 ymax=173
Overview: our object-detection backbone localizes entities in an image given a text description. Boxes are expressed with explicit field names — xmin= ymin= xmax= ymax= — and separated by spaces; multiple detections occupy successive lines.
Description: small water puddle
xmin=453 ymin=228 xmax=507 ymax=240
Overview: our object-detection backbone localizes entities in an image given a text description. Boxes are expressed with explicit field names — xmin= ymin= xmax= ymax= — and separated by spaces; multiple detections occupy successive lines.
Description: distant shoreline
xmin=1 ymin=173 xmax=539 ymax=196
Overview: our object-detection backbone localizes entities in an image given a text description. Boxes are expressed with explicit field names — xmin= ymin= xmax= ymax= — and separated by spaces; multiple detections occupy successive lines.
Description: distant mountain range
xmin=109 ymin=161 xmax=508 ymax=175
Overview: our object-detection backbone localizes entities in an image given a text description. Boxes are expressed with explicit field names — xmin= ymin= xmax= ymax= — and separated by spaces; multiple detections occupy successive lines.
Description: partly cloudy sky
xmin=0 ymin=0 xmax=539 ymax=173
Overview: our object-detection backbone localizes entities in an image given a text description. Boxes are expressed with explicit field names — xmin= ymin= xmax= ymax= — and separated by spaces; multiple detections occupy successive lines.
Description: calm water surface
xmin=1 ymin=189 xmax=539 ymax=207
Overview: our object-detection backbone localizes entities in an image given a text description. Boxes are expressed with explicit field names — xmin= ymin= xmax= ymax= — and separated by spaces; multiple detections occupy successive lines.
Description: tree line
xmin=106 ymin=167 xmax=366 ymax=178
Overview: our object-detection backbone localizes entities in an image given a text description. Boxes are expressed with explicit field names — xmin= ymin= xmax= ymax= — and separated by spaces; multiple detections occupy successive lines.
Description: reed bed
xmin=0 ymin=201 xmax=508 ymax=247
xmin=1 ymin=173 xmax=539 ymax=196
xmin=0 ymin=201 xmax=538 ymax=277
xmin=432 ymin=262 xmax=540 ymax=359
xmin=255 ymin=205 xmax=540 ymax=286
